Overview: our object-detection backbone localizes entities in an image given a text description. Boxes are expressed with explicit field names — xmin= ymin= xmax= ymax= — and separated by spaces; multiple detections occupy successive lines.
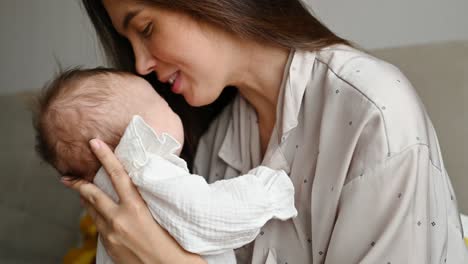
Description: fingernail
xmin=61 ymin=176 xmax=73 ymax=182
xmin=90 ymin=138 xmax=101 ymax=150
xmin=60 ymin=176 xmax=73 ymax=187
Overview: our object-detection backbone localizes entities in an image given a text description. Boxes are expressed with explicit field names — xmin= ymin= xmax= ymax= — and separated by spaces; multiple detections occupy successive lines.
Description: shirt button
xmin=281 ymin=135 xmax=287 ymax=142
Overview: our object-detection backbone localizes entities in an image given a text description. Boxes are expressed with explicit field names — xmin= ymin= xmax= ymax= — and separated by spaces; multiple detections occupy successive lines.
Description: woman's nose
xmin=133 ymin=43 xmax=157 ymax=75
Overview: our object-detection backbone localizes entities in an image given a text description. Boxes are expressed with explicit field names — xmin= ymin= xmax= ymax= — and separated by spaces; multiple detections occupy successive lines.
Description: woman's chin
xmin=182 ymin=85 xmax=224 ymax=107
xmin=184 ymin=96 xmax=203 ymax=107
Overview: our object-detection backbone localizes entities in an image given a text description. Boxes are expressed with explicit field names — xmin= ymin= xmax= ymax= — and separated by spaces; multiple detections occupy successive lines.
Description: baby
xmin=33 ymin=67 xmax=297 ymax=264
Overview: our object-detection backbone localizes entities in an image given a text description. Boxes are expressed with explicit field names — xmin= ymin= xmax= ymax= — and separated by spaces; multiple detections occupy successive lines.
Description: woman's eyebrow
xmin=122 ymin=8 xmax=143 ymax=30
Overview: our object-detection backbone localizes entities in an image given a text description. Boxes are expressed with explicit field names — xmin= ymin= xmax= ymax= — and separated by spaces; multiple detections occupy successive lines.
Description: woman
xmin=64 ymin=0 xmax=468 ymax=263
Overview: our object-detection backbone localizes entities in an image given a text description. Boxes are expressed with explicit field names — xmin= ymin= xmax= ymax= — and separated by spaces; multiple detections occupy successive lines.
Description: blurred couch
xmin=0 ymin=93 xmax=82 ymax=263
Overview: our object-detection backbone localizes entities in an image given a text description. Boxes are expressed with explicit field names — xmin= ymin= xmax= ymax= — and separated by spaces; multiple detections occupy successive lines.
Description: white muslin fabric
xmin=93 ymin=115 xmax=298 ymax=264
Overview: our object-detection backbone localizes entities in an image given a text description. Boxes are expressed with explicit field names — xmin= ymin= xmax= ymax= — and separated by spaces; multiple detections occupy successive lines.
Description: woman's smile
xmin=169 ymin=71 xmax=183 ymax=94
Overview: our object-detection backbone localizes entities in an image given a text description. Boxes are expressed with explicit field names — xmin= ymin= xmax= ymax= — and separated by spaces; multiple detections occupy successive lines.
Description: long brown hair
xmin=81 ymin=0 xmax=348 ymax=167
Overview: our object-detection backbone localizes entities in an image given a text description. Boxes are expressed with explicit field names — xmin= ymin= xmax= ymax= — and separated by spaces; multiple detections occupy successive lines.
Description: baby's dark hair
xmin=33 ymin=67 xmax=132 ymax=180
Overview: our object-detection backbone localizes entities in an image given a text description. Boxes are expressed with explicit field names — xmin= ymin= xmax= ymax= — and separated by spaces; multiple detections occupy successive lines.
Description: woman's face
xmin=102 ymin=0 xmax=238 ymax=107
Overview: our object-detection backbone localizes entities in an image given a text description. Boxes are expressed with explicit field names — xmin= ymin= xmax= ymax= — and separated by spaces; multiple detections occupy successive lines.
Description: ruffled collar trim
xmin=114 ymin=115 xmax=188 ymax=174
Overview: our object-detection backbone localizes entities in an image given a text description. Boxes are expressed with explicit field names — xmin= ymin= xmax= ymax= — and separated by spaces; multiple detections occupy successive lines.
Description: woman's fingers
xmin=61 ymin=177 xmax=118 ymax=219
xmin=83 ymin=200 xmax=109 ymax=234
xmin=89 ymin=138 xmax=141 ymax=203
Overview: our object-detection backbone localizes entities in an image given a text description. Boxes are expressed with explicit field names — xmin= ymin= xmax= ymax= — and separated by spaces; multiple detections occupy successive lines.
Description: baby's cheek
xmin=83 ymin=174 xmax=94 ymax=182
xmin=83 ymin=160 xmax=100 ymax=183
xmin=83 ymin=171 xmax=98 ymax=183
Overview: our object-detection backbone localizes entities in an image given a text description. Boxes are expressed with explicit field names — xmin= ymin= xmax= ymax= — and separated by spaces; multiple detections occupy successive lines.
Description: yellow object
xmin=63 ymin=214 xmax=98 ymax=264
xmin=465 ymin=237 xmax=468 ymax=248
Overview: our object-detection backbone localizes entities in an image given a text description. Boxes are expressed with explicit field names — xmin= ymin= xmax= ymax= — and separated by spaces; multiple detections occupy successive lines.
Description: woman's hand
xmin=62 ymin=138 xmax=206 ymax=264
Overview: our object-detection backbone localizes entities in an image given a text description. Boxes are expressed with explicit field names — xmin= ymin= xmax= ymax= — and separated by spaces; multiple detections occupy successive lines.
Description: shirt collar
xmin=114 ymin=115 xmax=189 ymax=173
xmin=93 ymin=115 xmax=188 ymax=202
xmin=217 ymin=95 xmax=260 ymax=172
xmin=277 ymin=49 xmax=316 ymax=139
xmin=218 ymin=49 xmax=316 ymax=171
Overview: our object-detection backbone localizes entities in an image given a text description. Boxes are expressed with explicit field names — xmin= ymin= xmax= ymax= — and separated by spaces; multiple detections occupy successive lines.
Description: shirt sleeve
xmin=323 ymin=144 xmax=468 ymax=264
xmin=132 ymin=161 xmax=297 ymax=255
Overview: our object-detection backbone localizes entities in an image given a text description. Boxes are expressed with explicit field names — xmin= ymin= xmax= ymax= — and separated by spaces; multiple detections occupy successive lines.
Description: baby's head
xmin=33 ymin=67 xmax=184 ymax=181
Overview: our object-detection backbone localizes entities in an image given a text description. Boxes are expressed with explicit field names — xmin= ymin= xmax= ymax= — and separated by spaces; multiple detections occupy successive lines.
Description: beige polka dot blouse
xmin=193 ymin=45 xmax=468 ymax=264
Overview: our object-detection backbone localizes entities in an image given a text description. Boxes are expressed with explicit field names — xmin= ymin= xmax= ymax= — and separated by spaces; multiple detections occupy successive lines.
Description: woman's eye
xmin=140 ymin=22 xmax=153 ymax=38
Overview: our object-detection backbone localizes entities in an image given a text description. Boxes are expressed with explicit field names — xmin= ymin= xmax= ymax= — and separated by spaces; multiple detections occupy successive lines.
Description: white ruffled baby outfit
xmin=93 ymin=116 xmax=297 ymax=264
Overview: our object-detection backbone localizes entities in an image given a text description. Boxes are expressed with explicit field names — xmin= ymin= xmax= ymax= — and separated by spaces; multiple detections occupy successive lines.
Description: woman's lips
xmin=170 ymin=71 xmax=183 ymax=94
xmin=167 ymin=71 xmax=178 ymax=84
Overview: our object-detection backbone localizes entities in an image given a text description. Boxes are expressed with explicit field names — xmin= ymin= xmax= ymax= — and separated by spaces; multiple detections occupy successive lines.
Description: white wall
xmin=307 ymin=0 xmax=468 ymax=49
xmin=0 ymin=0 xmax=104 ymax=94
xmin=0 ymin=0 xmax=467 ymax=93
